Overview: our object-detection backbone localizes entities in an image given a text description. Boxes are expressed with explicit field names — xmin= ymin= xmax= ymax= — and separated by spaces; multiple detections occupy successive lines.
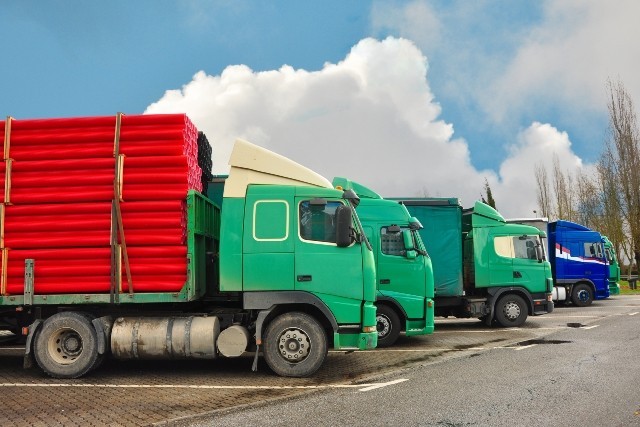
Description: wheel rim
xmin=277 ymin=327 xmax=310 ymax=363
xmin=47 ymin=327 xmax=83 ymax=365
xmin=502 ymin=301 xmax=521 ymax=321
xmin=376 ymin=314 xmax=391 ymax=338
xmin=577 ymin=289 xmax=590 ymax=303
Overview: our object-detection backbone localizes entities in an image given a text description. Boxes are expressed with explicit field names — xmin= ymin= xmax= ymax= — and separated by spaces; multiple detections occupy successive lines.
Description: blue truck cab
xmin=548 ymin=220 xmax=610 ymax=305
xmin=508 ymin=218 xmax=610 ymax=306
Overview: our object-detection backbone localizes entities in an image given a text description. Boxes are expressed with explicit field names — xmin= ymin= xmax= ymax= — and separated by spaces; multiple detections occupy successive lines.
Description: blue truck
xmin=507 ymin=218 xmax=610 ymax=306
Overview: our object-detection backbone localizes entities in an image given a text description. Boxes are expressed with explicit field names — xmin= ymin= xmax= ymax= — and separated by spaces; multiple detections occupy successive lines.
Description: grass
xmin=619 ymin=280 xmax=640 ymax=295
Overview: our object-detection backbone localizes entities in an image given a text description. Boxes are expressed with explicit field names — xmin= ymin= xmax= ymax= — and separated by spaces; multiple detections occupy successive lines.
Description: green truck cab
xmin=602 ymin=236 xmax=621 ymax=295
xmin=332 ymin=178 xmax=434 ymax=347
xmin=399 ymin=198 xmax=554 ymax=327
xmin=0 ymin=139 xmax=377 ymax=378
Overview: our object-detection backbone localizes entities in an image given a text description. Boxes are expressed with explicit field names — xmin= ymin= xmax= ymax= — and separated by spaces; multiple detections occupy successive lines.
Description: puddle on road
xmin=516 ymin=339 xmax=572 ymax=346
xmin=567 ymin=323 xmax=584 ymax=328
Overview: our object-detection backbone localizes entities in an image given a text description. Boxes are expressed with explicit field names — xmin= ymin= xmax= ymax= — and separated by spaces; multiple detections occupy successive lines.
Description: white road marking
xmin=629 ymin=312 xmax=639 ymax=316
xmin=514 ymin=344 xmax=537 ymax=351
xmin=0 ymin=381 xmax=407 ymax=391
xmin=358 ymin=378 xmax=408 ymax=392
xmin=581 ymin=325 xmax=599 ymax=330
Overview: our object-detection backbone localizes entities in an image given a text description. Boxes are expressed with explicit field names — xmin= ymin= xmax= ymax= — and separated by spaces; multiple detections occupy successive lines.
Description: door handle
xmin=297 ymin=275 xmax=312 ymax=282
xmin=380 ymin=279 xmax=391 ymax=285
xmin=513 ymin=271 xmax=522 ymax=278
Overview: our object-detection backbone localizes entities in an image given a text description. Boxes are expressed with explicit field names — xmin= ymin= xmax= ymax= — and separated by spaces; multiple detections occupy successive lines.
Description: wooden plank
xmin=3 ymin=116 xmax=11 ymax=160
xmin=1 ymin=248 xmax=8 ymax=296
xmin=112 ymin=113 xmax=133 ymax=295
xmin=4 ymin=158 xmax=11 ymax=205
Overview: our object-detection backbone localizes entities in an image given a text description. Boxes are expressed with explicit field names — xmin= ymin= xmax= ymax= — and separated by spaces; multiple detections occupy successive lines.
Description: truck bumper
xmin=609 ymin=281 xmax=621 ymax=295
xmin=405 ymin=298 xmax=435 ymax=337
xmin=532 ymin=295 xmax=554 ymax=315
xmin=333 ymin=331 xmax=378 ymax=350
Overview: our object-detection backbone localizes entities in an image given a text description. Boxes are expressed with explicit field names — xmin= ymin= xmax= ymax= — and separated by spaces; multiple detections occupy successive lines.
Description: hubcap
xmin=377 ymin=315 xmax=391 ymax=338
xmin=48 ymin=328 xmax=83 ymax=365
xmin=278 ymin=327 xmax=310 ymax=363
xmin=577 ymin=290 xmax=589 ymax=303
xmin=503 ymin=301 xmax=521 ymax=320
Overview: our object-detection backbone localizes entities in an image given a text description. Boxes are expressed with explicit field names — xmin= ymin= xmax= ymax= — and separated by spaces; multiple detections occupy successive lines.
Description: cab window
xmin=299 ymin=200 xmax=340 ymax=243
xmin=380 ymin=227 xmax=404 ymax=256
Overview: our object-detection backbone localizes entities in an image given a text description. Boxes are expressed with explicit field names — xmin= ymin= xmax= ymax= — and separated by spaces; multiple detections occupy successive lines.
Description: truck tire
xmin=34 ymin=312 xmax=99 ymax=379
xmin=263 ymin=312 xmax=327 ymax=377
xmin=376 ymin=304 xmax=401 ymax=347
xmin=571 ymin=283 xmax=593 ymax=307
xmin=494 ymin=294 xmax=528 ymax=327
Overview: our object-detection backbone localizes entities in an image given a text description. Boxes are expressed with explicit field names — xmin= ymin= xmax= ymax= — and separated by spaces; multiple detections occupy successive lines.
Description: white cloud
xmin=487 ymin=0 xmax=640 ymax=122
xmin=146 ymin=37 xmax=590 ymax=218
xmin=495 ymin=122 xmax=589 ymax=216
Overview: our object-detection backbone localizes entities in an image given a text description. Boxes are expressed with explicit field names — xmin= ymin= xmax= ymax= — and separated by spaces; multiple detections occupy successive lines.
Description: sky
xmin=2 ymin=1 xmax=640 ymax=217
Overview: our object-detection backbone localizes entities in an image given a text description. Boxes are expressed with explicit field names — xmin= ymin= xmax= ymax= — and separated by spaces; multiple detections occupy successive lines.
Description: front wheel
xmin=263 ymin=312 xmax=327 ymax=377
xmin=376 ymin=305 xmax=401 ymax=347
xmin=571 ymin=283 xmax=593 ymax=307
xmin=34 ymin=312 xmax=99 ymax=378
xmin=494 ymin=294 xmax=528 ymax=327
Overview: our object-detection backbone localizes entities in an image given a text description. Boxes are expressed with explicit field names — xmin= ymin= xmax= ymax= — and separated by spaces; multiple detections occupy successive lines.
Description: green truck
xmin=0 ymin=139 xmax=377 ymax=378
xmin=397 ymin=198 xmax=554 ymax=326
xmin=602 ymin=236 xmax=621 ymax=295
xmin=331 ymin=178 xmax=435 ymax=347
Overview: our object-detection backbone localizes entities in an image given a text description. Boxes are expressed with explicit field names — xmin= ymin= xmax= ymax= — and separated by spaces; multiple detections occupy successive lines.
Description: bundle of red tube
xmin=0 ymin=114 xmax=206 ymax=295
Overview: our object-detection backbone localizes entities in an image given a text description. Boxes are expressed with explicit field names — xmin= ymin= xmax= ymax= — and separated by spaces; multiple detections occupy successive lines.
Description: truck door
xmin=564 ymin=241 xmax=584 ymax=280
xmin=511 ymin=235 xmax=548 ymax=293
xmin=489 ymin=235 xmax=515 ymax=287
xmin=294 ymin=197 xmax=364 ymax=324
xmin=376 ymin=227 xmax=426 ymax=319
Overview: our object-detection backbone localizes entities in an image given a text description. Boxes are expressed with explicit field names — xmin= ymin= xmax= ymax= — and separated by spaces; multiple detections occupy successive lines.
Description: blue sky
xmin=2 ymin=1 xmax=639 ymax=216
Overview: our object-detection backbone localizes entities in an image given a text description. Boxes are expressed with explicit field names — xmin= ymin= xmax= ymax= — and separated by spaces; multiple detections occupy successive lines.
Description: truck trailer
xmin=0 ymin=114 xmax=377 ymax=378
xmin=507 ymin=218 xmax=610 ymax=306
xmin=397 ymin=198 xmax=553 ymax=327
xmin=331 ymin=178 xmax=435 ymax=347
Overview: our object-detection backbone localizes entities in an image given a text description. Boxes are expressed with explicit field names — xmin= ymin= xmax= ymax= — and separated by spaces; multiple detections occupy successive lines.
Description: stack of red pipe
xmin=0 ymin=114 xmax=203 ymax=295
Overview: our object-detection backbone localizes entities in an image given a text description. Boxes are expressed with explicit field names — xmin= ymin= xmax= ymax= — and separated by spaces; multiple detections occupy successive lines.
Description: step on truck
xmin=330 ymin=178 xmax=435 ymax=347
xmin=0 ymin=118 xmax=377 ymax=378
xmin=397 ymin=198 xmax=553 ymax=327
xmin=603 ymin=236 xmax=621 ymax=295
xmin=507 ymin=218 xmax=611 ymax=306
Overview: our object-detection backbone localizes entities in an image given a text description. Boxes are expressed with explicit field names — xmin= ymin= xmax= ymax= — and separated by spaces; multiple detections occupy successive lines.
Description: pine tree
xmin=483 ymin=178 xmax=496 ymax=209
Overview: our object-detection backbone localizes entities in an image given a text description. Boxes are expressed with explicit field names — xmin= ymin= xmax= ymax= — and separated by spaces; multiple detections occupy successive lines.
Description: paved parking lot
xmin=1 ymin=295 xmax=638 ymax=426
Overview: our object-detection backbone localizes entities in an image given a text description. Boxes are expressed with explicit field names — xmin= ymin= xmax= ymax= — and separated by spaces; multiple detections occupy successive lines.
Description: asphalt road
xmin=178 ymin=296 xmax=640 ymax=427
xmin=1 ymin=295 xmax=638 ymax=426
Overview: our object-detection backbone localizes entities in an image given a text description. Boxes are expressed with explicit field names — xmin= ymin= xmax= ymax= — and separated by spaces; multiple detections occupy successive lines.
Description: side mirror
xmin=403 ymin=230 xmax=414 ymax=251
xmin=336 ymin=205 xmax=354 ymax=248
xmin=408 ymin=217 xmax=423 ymax=230
xmin=535 ymin=243 xmax=543 ymax=263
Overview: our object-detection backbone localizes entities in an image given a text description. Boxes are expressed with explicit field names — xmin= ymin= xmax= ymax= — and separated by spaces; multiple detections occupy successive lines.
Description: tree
xmin=551 ymin=154 xmax=576 ymax=222
xmin=605 ymin=78 xmax=640 ymax=272
xmin=534 ymin=162 xmax=553 ymax=219
xmin=482 ymin=178 xmax=496 ymax=209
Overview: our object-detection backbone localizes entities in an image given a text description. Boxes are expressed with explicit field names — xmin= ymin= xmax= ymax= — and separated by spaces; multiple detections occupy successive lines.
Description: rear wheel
xmin=571 ymin=283 xmax=593 ymax=307
xmin=494 ymin=294 xmax=528 ymax=327
xmin=376 ymin=305 xmax=401 ymax=347
xmin=263 ymin=312 xmax=327 ymax=377
xmin=34 ymin=312 xmax=99 ymax=378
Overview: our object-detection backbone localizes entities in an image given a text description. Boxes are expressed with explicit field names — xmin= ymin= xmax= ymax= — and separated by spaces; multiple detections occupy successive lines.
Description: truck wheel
xmin=376 ymin=305 xmax=401 ymax=347
xmin=263 ymin=312 xmax=327 ymax=377
xmin=34 ymin=312 xmax=99 ymax=379
xmin=571 ymin=284 xmax=593 ymax=307
xmin=494 ymin=294 xmax=528 ymax=327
